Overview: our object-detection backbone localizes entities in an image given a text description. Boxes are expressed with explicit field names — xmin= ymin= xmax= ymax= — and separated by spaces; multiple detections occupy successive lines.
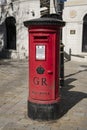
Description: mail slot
xmin=24 ymin=16 xmax=65 ymax=120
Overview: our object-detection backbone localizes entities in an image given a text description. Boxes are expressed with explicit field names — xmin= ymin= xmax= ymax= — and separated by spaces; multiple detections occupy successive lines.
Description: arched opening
xmin=5 ymin=17 xmax=16 ymax=50
xmin=82 ymin=14 xmax=87 ymax=52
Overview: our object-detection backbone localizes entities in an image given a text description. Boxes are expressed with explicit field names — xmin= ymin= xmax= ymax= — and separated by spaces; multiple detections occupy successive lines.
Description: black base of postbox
xmin=28 ymin=101 xmax=61 ymax=120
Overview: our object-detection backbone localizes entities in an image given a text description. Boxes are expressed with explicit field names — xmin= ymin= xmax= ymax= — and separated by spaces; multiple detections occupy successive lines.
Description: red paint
xmin=28 ymin=26 xmax=61 ymax=104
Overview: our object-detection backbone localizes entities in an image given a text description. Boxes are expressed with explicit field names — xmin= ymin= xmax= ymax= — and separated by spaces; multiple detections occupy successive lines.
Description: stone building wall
xmin=0 ymin=0 xmax=40 ymax=59
xmin=63 ymin=0 xmax=87 ymax=61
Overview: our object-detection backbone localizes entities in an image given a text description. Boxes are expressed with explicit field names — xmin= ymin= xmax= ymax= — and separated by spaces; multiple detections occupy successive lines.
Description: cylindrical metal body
xmin=24 ymin=17 xmax=65 ymax=120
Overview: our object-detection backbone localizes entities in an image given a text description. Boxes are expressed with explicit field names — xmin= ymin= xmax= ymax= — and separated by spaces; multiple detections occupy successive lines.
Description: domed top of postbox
xmin=24 ymin=14 xmax=65 ymax=27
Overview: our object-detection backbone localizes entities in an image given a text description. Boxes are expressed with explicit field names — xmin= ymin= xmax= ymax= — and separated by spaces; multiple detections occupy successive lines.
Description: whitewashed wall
xmin=0 ymin=0 xmax=40 ymax=59
xmin=15 ymin=0 xmax=40 ymax=59
xmin=63 ymin=1 xmax=87 ymax=61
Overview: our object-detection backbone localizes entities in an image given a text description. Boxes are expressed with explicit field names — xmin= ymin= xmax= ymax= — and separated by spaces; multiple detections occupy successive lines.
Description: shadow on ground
xmin=59 ymin=77 xmax=87 ymax=118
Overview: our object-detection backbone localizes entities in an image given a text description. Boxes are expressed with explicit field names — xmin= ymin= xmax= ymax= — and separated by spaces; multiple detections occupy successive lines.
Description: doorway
xmin=5 ymin=17 xmax=16 ymax=50
xmin=82 ymin=14 xmax=87 ymax=52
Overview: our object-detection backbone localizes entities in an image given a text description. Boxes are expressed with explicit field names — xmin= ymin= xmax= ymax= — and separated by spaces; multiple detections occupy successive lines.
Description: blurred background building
xmin=0 ymin=0 xmax=87 ymax=62
xmin=0 ymin=0 xmax=40 ymax=59
xmin=63 ymin=0 xmax=87 ymax=62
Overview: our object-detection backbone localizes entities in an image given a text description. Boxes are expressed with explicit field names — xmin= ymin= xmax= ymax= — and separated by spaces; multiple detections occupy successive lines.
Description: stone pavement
xmin=0 ymin=59 xmax=87 ymax=130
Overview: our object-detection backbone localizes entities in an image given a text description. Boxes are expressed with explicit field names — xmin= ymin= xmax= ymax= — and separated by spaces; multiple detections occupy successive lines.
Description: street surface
xmin=0 ymin=59 xmax=87 ymax=130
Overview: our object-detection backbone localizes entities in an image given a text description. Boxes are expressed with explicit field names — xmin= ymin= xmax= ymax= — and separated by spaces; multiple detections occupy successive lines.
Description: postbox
xmin=24 ymin=16 xmax=65 ymax=120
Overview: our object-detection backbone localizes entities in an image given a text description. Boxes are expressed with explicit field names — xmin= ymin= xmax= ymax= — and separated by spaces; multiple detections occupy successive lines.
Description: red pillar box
xmin=24 ymin=16 xmax=65 ymax=120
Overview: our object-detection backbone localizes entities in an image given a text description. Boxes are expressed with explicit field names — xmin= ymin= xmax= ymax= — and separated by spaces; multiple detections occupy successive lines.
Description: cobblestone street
xmin=0 ymin=59 xmax=87 ymax=130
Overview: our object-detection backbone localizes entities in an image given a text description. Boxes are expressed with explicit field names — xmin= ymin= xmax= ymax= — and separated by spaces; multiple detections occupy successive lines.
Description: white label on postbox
xmin=36 ymin=45 xmax=45 ymax=60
